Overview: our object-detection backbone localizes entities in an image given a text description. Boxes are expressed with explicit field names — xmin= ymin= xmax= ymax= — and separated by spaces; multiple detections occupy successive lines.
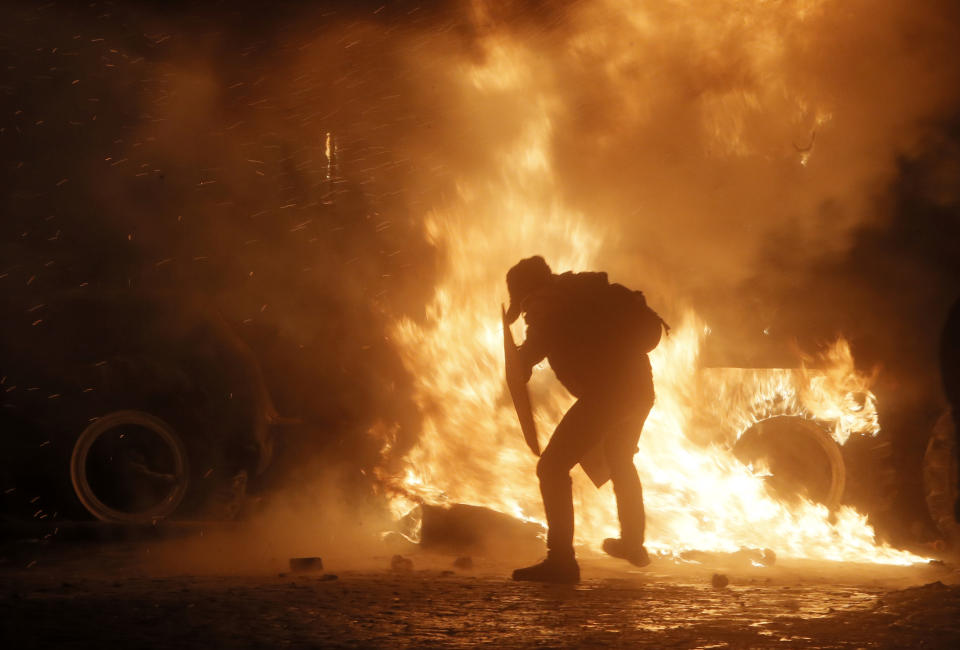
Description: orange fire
xmin=375 ymin=1 xmax=926 ymax=566
xmin=386 ymin=305 xmax=919 ymax=564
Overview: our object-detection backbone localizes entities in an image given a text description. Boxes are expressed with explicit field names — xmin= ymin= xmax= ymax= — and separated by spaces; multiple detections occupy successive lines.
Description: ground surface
xmin=2 ymin=536 xmax=960 ymax=649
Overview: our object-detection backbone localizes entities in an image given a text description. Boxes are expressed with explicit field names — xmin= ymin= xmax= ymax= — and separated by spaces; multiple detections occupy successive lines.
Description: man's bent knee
xmin=536 ymin=454 xmax=570 ymax=484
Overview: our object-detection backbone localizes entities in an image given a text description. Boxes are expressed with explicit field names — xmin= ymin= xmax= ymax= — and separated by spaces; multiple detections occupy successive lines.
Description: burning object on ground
xmin=395 ymin=504 xmax=544 ymax=556
xmin=731 ymin=415 xmax=846 ymax=512
xmin=695 ymin=350 xmax=880 ymax=517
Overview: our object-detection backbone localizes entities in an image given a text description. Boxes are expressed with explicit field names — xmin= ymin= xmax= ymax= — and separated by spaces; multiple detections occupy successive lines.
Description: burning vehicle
xmin=0 ymin=290 xmax=287 ymax=525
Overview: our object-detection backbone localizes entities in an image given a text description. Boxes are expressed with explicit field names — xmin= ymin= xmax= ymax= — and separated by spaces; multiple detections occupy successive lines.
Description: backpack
xmin=608 ymin=283 xmax=670 ymax=353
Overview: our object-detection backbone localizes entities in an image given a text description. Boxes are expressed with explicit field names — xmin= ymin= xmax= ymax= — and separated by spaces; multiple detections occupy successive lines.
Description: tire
xmin=923 ymin=410 xmax=959 ymax=548
xmin=734 ymin=415 xmax=846 ymax=511
xmin=70 ymin=410 xmax=190 ymax=524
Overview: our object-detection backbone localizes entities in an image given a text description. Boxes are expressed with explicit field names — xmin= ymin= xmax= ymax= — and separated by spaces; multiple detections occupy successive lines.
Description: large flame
xmin=380 ymin=2 xmax=924 ymax=566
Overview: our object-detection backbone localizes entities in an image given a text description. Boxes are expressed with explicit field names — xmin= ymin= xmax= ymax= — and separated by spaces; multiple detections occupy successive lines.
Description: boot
xmin=512 ymin=551 xmax=580 ymax=584
xmin=602 ymin=538 xmax=650 ymax=567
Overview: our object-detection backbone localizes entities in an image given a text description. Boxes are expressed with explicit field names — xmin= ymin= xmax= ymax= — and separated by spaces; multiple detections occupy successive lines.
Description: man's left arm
xmin=516 ymin=320 xmax=549 ymax=383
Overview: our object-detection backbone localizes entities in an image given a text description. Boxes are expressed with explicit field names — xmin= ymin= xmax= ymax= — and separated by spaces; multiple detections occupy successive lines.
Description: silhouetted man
xmin=505 ymin=256 xmax=666 ymax=584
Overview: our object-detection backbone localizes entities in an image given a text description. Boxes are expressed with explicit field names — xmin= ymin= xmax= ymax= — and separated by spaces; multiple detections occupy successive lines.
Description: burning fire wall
xmin=383 ymin=291 xmax=917 ymax=564
xmin=370 ymin=191 xmax=897 ymax=563
xmin=362 ymin=0 xmax=960 ymax=566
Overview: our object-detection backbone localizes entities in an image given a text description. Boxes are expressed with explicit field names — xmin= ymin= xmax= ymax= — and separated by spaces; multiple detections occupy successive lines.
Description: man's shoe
xmin=602 ymin=538 xmax=650 ymax=567
xmin=512 ymin=552 xmax=580 ymax=584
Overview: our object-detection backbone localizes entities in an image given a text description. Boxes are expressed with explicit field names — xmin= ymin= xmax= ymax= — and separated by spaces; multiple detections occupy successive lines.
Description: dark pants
xmin=536 ymin=384 xmax=654 ymax=557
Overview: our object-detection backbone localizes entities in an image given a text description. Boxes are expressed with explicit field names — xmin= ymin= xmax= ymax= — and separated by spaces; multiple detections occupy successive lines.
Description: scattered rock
xmin=289 ymin=557 xmax=324 ymax=573
xmin=440 ymin=570 xmax=454 ymax=576
xmin=453 ymin=556 xmax=473 ymax=570
xmin=391 ymin=554 xmax=414 ymax=572
xmin=711 ymin=573 xmax=729 ymax=589
xmin=780 ymin=599 xmax=801 ymax=611
xmin=319 ymin=574 xmax=338 ymax=581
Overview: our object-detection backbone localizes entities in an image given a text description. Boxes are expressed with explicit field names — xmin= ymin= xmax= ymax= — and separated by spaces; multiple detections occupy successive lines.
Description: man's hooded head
xmin=505 ymin=256 xmax=553 ymax=324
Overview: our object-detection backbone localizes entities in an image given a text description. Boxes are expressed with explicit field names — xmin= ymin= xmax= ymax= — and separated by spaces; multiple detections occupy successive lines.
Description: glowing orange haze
xmin=373 ymin=0 xmax=938 ymax=565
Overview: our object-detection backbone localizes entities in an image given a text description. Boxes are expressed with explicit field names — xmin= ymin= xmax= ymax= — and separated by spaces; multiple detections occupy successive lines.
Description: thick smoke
xmin=0 ymin=1 xmax=445 ymax=519
xmin=388 ymin=0 xmax=960 ymax=337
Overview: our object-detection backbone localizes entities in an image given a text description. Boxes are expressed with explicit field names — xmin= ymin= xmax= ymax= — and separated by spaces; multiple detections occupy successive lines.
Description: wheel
xmin=923 ymin=410 xmax=959 ymax=548
xmin=70 ymin=410 xmax=189 ymax=524
xmin=734 ymin=415 xmax=846 ymax=511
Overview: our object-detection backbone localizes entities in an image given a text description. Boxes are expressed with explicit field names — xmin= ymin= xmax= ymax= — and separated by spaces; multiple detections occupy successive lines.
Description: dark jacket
xmin=518 ymin=271 xmax=654 ymax=400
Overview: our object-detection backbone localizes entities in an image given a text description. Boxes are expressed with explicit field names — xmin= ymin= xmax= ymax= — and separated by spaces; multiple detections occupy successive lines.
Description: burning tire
xmin=733 ymin=415 xmax=846 ymax=511
xmin=69 ymin=410 xmax=190 ymax=524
